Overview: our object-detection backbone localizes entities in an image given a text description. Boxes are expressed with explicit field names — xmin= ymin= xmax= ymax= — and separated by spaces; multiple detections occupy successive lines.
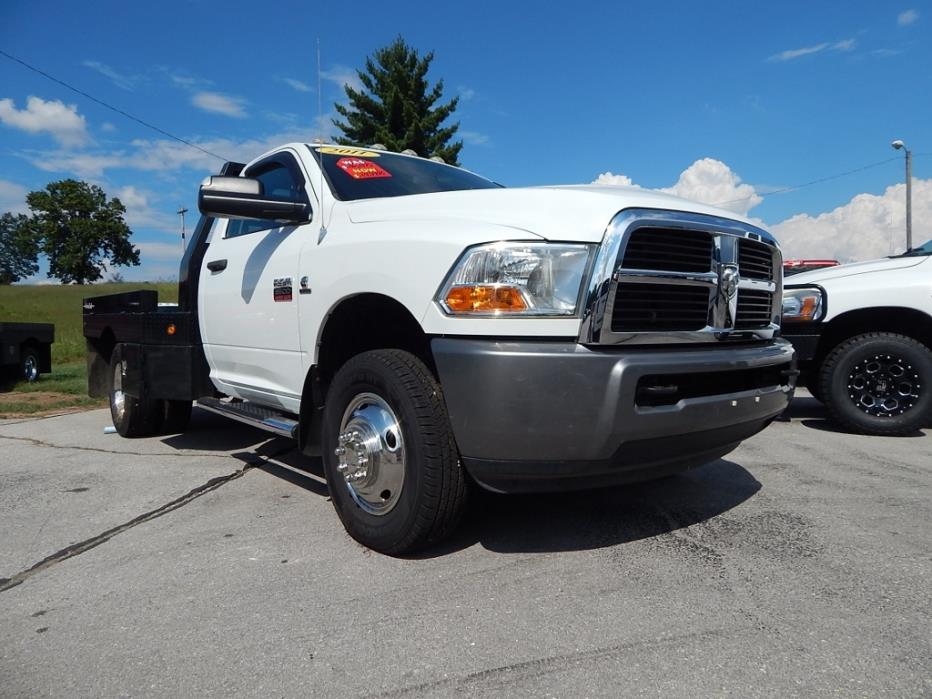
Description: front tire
xmin=109 ymin=344 xmax=163 ymax=437
xmin=322 ymin=350 xmax=467 ymax=555
xmin=820 ymin=332 xmax=932 ymax=436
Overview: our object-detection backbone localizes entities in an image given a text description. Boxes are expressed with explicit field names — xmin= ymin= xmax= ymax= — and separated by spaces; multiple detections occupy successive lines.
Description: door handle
xmin=207 ymin=259 xmax=227 ymax=272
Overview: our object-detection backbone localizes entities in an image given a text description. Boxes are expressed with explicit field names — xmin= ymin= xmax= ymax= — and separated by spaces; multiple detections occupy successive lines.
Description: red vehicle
xmin=783 ymin=259 xmax=840 ymax=276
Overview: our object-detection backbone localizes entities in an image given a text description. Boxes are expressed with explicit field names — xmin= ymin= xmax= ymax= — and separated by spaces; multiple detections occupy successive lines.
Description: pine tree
xmin=333 ymin=37 xmax=463 ymax=165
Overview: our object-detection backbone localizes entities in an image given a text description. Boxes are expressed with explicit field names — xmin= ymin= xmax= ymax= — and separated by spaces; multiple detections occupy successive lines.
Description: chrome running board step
xmin=197 ymin=397 xmax=299 ymax=439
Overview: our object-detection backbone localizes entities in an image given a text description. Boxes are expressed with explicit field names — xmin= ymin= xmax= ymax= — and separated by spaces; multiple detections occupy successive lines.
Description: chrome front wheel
xmin=335 ymin=392 xmax=406 ymax=515
xmin=322 ymin=350 xmax=468 ymax=555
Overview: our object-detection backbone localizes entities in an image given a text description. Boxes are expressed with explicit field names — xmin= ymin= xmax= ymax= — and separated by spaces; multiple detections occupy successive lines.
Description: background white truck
xmin=782 ymin=240 xmax=932 ymax=435
xmin=84 ymin=144 xmax=796 ymax=553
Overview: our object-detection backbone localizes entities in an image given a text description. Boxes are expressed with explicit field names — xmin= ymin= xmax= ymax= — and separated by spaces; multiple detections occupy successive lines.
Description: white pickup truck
xmin=84 ymin=143 xmax=796 ymax=553
xmin=782 ymin=241 xmax=932 ymax=435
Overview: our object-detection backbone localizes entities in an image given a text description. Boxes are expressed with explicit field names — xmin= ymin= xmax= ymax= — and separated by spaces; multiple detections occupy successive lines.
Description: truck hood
xmin=344 ymin=185 xmax=761 ymax=243
xmin=787 ymin=255 xmax=929 ymax=285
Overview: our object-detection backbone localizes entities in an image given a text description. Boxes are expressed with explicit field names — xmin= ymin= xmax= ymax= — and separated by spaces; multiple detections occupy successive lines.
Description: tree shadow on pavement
xmin=419 ymin=459 xmax=761 ymax=556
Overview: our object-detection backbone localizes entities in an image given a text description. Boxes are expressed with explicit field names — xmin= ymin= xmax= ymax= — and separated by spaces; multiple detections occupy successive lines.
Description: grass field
xmin=0 ymin=282 xmax=177 ymax=417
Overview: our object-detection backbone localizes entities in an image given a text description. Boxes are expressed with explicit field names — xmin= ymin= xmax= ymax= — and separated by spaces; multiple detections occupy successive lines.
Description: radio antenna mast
xmin=316 ymin=37 xmax=327 ymax=243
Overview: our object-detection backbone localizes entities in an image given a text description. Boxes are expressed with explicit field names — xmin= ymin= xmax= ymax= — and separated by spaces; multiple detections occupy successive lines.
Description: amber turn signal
xmin=166 ymin=323 xmax=177 ymax=336
xmin=444 ymin=285 xmax=528 ymax=313
xmin=797 ymin=296 xmax=818 ymax=320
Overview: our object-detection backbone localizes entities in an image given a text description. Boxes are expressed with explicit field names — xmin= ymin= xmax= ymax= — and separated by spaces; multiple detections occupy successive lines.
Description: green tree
xmin=21 ymin=179 xmax=140 ymax=284
xmin=0 ymin=212 xmax=39 ymax=284
xmin=333 ymin=36 xmax=463 ymax=165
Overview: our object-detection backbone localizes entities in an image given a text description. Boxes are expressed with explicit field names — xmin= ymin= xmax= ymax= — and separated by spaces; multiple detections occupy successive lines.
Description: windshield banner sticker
xmin=336 ymin=157 xmax=392 ymax=180
xmin=319 ymin=146 xmax=380 ymax=158
xmin=274 ymin=277 xmax=293 ymax=302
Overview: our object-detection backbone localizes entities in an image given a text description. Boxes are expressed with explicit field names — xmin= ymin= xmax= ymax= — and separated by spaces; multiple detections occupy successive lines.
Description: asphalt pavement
xmin=0 ymin=393 xmax=929 ymax=697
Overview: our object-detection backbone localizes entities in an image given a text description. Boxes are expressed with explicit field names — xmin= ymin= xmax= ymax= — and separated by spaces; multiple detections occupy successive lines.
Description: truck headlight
xmin=438 ymin=242 xmax=595 ymax=316
xmin=782 ymin=287 xmax=824 ymax=322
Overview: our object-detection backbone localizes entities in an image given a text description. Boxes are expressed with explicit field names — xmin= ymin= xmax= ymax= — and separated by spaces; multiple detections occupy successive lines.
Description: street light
xmin=177 ymin=207 xmax=188 ymax=253
xmin=891 ymin=139 xmax=912 ymax=252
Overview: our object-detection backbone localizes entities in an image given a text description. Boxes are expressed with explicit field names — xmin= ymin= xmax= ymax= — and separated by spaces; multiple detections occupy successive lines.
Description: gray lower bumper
xmin=431 ymin=338 xmax=796 ymax=492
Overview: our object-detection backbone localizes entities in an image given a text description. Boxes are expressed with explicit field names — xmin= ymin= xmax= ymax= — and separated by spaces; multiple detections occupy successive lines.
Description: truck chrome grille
xmin=734 ymin=289 xmax=773 ymax=329
xmin=621 ymin=228 xmax=714 ymax=273
xmin=579 ymin=209 xmax=783 ymax=345
xmin=737 ymin=239 xmax=774 ymax=281
xmin=611 ymin=283 xmax=710 ymax=332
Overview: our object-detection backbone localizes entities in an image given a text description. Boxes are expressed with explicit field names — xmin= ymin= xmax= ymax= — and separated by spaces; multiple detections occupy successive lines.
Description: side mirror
xmin=198 ymin=176 xmax=311 ymax=223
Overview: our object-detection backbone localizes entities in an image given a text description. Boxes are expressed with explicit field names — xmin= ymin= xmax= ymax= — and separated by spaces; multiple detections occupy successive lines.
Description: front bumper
xmin=432 ymin=337 xmax=796 ymax=493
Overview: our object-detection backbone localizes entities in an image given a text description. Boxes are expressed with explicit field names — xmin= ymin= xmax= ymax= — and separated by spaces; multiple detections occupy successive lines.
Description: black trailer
xmin=0 ymin=322 xmax=54 ymax=382
xmin=82 ymin=161 xmax=249 ymax=437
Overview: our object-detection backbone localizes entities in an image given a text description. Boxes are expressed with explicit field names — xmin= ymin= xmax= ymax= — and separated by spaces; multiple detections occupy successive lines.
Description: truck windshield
xmin=307 ymin=145 xmax=501 ymax=201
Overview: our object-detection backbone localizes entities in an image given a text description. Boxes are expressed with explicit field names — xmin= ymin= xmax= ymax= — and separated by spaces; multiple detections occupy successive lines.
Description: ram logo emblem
xmin=719 ymin=265 xmax=739 ymax=299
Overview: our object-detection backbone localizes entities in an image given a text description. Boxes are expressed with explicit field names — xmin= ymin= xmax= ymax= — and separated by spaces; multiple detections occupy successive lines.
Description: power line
xmin=715 ymin=156 xmax=901 ymax=207
xmin=0 ymin=49 xmax=229 ymax=162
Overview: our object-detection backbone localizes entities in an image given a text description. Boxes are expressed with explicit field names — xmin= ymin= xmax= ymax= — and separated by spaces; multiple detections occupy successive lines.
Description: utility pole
xmin=177 ymin=206 xmax=188 ymax=253
xmin=891 ymin=140 xmax=913 ymax=251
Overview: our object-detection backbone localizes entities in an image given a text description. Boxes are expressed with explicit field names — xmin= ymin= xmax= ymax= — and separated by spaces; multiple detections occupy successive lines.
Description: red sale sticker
xmin=336 ymin=157 xmax=392 ymax=180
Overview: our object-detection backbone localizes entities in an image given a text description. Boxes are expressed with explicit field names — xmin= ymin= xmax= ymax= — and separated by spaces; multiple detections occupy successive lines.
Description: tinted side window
xmin=225 ymin=161 xmax=305 ymax=238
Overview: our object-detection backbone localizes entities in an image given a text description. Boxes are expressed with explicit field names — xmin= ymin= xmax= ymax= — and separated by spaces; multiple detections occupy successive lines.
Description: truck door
xmin=198 ymin=151 xmax=313 ymax=414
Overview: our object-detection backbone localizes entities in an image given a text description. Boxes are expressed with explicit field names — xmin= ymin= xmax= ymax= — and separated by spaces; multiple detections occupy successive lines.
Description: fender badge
xmin=273 ymin=277 xmax=293 ymax=302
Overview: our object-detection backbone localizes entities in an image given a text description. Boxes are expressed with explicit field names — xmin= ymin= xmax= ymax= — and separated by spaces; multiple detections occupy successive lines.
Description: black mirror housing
xmin=198 ymin=176 xmax=311 ymax=223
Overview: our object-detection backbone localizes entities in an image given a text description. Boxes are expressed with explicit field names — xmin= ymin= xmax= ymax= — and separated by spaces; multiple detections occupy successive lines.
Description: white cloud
xmin=460 ymin=130 xmax=489 ymax=146
xmin=0 ymin=96 xmax=89 ymax=147
xmin=593 ymin=172 xmax=637 ymax=187
xmin=768 ymin=38 xmax=856 ymax=62
xmin=771 ymin=179 xmax=931 ymax=261
xmin=191 ymin=91 xmax=247 ymax=118
xmin=137 ymin=241 xmax=184 ymax=262
xmin=282 ymin=77 xmax=313 ymax=93
xmin=169 ymin=73 xmax=204 ymax=88
xmin=832 ymin=38 xmax=857 ymax=52
xmin=0 ymin=179 xmax=29 ymax=214
xmin=101 ymin=122 xmax=117 ymax=132
xmin=769 ymin=43 xmax=829 ymax=62
xmin=28 ymin=121 xmax=332 ymax=178
xmin=113 ymin=185 xmax=177 ymax=231
xmin=458 ymin=86 xmax=476 ymax=101
xmin=660 ymin=158 xmax=763 ymax=216
xmin=590 ymin=160 xmax=930 ymax=262
xmin=31 ymin=151 xmax=127 ymax=178
xmin=872 ymin=48 xmax=905 ymax=57
xmin=82 ymin=60 xmax=137 ymax=90
xmin=592 ymin=159 xmax=760 ymax=216
xmin=898 ymin=9 xmax=919 ymax=25
xmin=321 ymin=66 xmax=363 ymax=93
xmin=115 ymin=185 xmax=148 ymax=209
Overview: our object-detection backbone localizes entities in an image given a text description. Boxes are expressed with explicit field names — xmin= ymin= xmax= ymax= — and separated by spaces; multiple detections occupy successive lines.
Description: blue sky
xmin=1 ymin=0 xmax=929 ymax=279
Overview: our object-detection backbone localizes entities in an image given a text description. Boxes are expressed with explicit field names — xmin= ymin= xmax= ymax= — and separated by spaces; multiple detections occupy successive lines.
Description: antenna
xmin=316 ymin=37 xmax=327 ymax=244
